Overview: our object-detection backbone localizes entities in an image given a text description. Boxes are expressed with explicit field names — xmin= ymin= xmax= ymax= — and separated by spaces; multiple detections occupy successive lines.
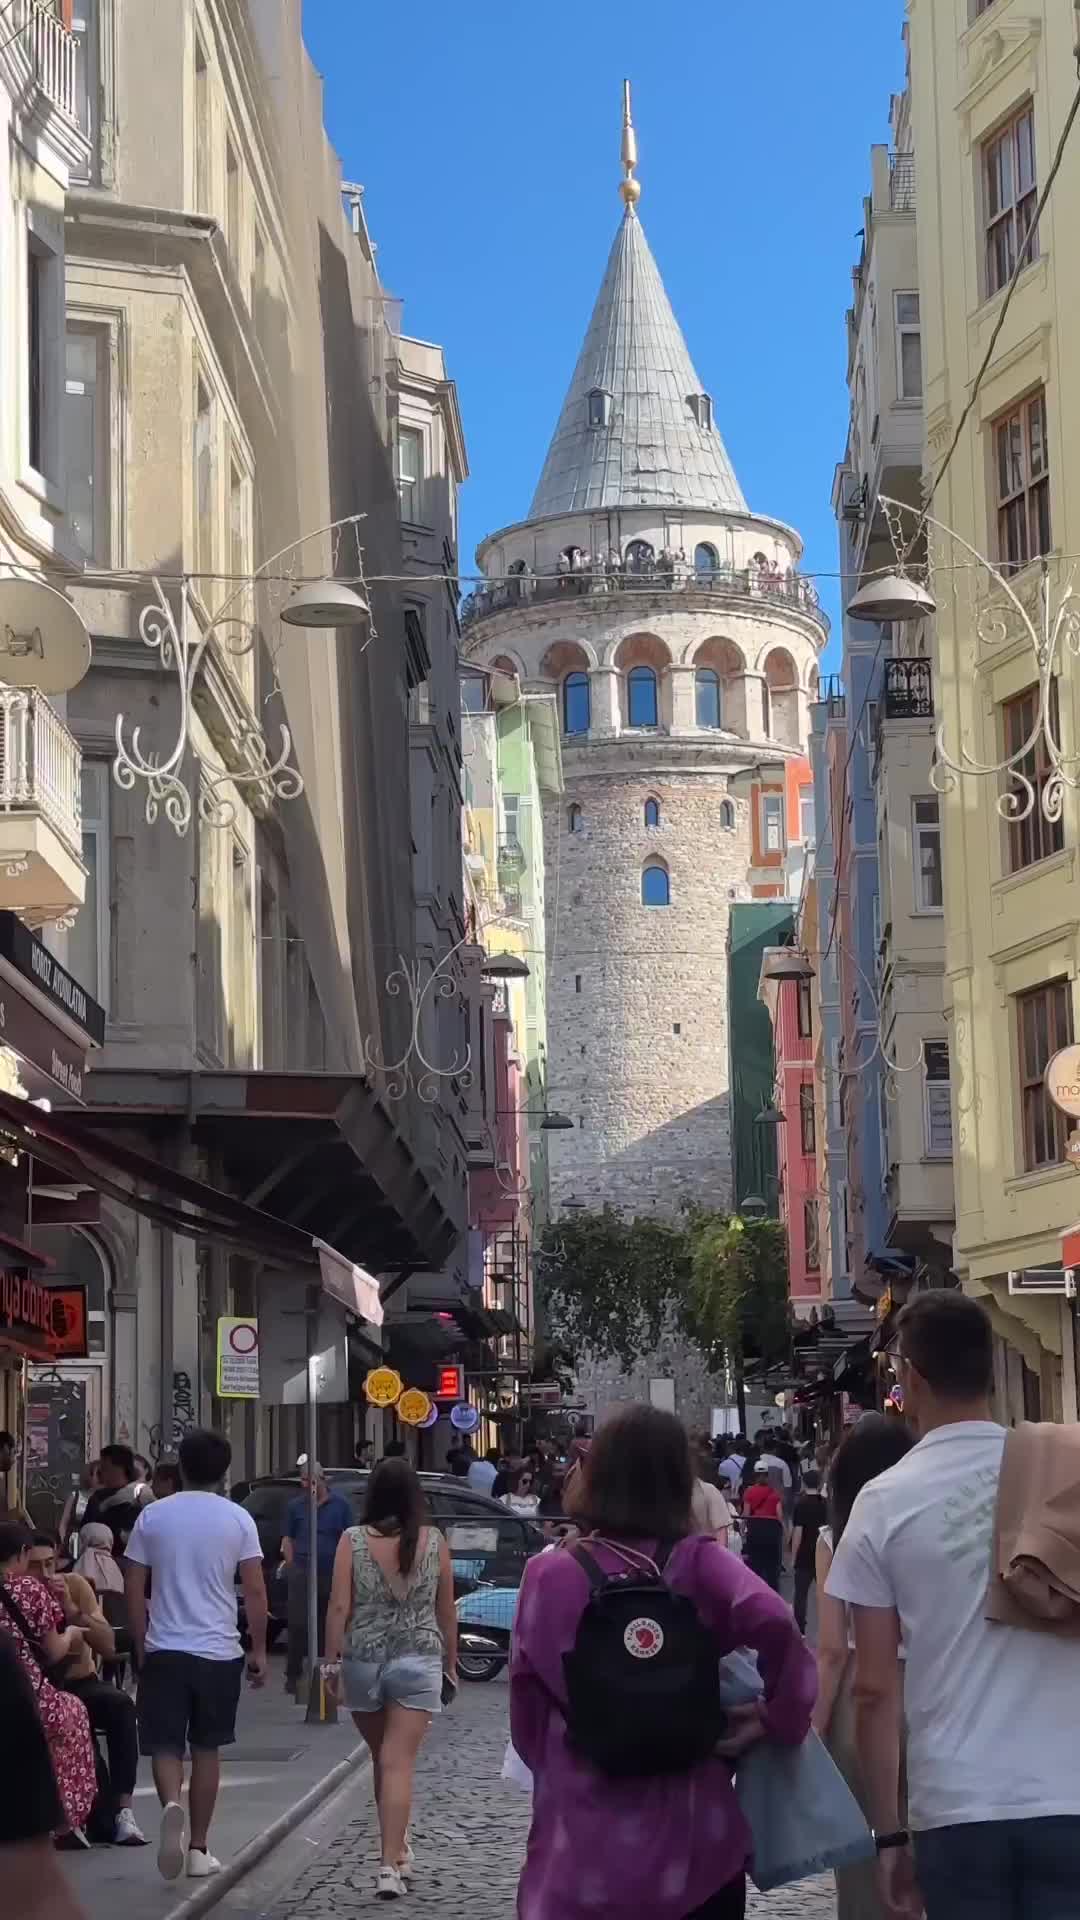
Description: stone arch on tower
xmin=479 ymin=643 xmax=529 ymax=682
xmin=613 ymin=632 xmax=672 ymax=731
xmin=685 ymin=636 xmax=746 ymax=737
xmin=761 ymin=645 xmax=801 ymax=748
xmin=539 ymin=639 xmax=597 ymax=737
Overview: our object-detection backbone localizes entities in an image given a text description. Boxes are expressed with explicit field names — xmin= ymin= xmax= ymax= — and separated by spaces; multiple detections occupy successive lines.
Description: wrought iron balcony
xmin=14 ymin=0 xmax=79 ymax=124
xmin=461 ymin=556 xmax=829 ymax=640
xmin=889 ymin=151 xmax=915 ymax=212
xmin=882 ymin=657 xmax=933 ymax=720
xmin=0 ymin=690 xmax=85 ymax=926
xmin=497 ymin=836 xmax=526 ymax=875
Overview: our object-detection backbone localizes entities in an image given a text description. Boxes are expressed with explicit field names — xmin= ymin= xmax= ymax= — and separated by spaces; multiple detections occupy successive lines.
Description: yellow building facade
xmin=908 ymin=0 xmax=1080 ymax=1418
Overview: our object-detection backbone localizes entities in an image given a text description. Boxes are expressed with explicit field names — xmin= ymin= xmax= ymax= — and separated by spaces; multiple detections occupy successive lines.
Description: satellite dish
xmin=0 ymin=578 xmax=92 ymax=693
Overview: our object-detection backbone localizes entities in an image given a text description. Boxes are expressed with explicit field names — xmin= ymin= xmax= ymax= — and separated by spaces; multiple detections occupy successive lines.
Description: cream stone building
xmin=907 ymin=0 xmax=1080 ymax=1417
xmin=462 ymin=97 xmax=826 ymax=1421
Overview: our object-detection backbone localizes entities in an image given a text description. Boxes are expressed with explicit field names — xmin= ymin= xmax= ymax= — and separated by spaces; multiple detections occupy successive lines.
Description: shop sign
xmin=46 ymin=1284 xmax=87 ymax=1359
xmin=0 ymin=914 xmax=105 ymax=1046
xmin=398 ymin=1388 xmax=432 ymax=1426
xmin=0 ymin=1268 xmax=56 ymax=1360
xmin=434 ymin=1364 xmax=464 ymax=1402
xmin=0 ymin=971 xmax=90 ymax=1102
xmin=1045 ymin=1046 xmax=1080 ymax=1120
xmin=216 ymin=1316 xmax=260 ymax=1399
xmin=417 ymin=1401 xmax=440 ymax=1429
xmin=450 ymin=1402 xmax=480 ymax=1433
xmin=364 ymin=1366 xmax=403 ymax=1408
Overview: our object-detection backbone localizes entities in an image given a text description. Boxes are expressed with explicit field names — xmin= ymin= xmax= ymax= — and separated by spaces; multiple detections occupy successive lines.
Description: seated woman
xmin=0 ymin=1522 xmax=97 ymax=1846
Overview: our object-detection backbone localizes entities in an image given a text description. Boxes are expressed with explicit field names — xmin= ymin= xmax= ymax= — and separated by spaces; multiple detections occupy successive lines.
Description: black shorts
xmin=137 ymin=1652 xmax=244 ymax=1756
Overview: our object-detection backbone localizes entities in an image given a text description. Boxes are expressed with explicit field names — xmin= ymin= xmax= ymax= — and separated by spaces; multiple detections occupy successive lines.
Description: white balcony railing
xmin=16 ymin=0 xmax=79 ymax=125
xmin=0 ymin=689 xmax=82 ymax=859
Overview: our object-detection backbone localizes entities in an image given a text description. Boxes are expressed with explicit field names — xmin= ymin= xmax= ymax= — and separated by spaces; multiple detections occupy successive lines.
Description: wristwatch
xmin=874 ymin=1829 xmax=910 ymax=1853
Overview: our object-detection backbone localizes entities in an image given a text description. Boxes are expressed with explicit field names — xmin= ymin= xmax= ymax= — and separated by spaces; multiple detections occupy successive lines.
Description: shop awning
xmin=31 ymin=1067 xmax=460 ymax=1271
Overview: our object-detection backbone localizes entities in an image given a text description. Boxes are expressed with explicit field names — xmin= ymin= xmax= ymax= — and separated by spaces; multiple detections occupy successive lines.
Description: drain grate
xmin=221 ymin=1746 xmax=307 ymax=1763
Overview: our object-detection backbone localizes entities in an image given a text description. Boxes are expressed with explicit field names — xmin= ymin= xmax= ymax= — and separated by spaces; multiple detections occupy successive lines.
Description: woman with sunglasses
xmin=501 ymin=1467 xmax=540 ymax=1517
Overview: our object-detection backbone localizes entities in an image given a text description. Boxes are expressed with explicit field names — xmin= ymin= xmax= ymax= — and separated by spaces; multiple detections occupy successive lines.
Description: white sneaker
xmin=398 ymin=1841 xmax=416 ymax=1884
xmin=114 ymin=1807 xmax=148 ymax=1847
xmin=157 ymin=1802 xmax=187 ymax=1881
xmin=376 ymin=1864 xmax=405 ymax=1899
xmin=186 ymin=1848 xmax=222 ymax=1879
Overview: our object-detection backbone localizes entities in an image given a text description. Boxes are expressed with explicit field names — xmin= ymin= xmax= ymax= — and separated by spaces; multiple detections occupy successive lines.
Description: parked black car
xmin=238 ymin=1469 xmax=544 ymax=1648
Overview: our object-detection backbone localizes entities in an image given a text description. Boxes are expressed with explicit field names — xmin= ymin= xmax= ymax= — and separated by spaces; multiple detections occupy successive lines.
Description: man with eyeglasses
xmin=827 ymin=1289 xmax=1080 ymax=1920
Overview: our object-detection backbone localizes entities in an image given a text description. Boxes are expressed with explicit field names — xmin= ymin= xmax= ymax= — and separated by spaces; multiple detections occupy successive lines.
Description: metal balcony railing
xmin=883 ymin=657 xmax=933 ymax=720
xmin=16 ymin=0 xmax=79 ymax=123
xmin=890 ymin=152 xmax=915 ymax=212
xmin=497 ymin=836 xmax=526 ymax=875
xmin=461 ymin=556 xmax=829 ymax=640
xmin=0 ymin=689 xmax=82 ymax=858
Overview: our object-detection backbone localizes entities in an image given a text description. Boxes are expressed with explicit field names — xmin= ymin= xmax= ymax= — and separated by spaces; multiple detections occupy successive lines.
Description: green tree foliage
xmin=538 ymin=1207 xmax=789 ymax=1376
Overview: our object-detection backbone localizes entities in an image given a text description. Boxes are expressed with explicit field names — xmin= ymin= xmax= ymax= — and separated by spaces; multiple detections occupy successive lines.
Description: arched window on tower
xmin=694 ymin=543 xmax=719 ymax=577
xmin=641 ymin=861 xmax=671 ymax=907
xmin=587 ymin=388 xmax=611 ymax=429
xmin=644 ymin=798 xmax=660 ymax=828
xmin=563 ymin=671 xmax=590 ymax=736
xmin=720 ymin=799 xmax=735 ymax=831
xmin=568 ymin=803 xmax=583 ymax=833
xmin=687 ymin=393 xmax=713 ymax=430
xmin=624 ymin=540 xmax=654 ymax=575
xmin=627 ymin=665 xmax=658 ymax=728
xmin=695 ymin=668 xmax=721 ymax=729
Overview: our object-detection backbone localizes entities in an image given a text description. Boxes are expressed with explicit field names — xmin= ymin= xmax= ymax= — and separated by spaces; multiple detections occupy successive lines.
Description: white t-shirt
xmin=826 ymin=1421 xmax=1080 ymax=1831
xmin=126 ymin=1489 xmax=262 ymax=1661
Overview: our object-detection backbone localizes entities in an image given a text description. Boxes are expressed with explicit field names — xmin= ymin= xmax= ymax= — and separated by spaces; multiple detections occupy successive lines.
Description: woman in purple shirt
xmin=510 ymin=1405 xmax=816 ymax=1920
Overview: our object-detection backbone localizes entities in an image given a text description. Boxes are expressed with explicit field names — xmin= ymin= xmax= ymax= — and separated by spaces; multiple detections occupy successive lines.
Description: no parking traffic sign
xmin=217 ymin=1316 xmax=260 ymax=1399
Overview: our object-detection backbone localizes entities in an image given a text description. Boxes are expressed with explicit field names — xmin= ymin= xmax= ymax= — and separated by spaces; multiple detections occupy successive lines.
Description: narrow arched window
xmin=695 ymin=668 xmax=721 ymax=729
xmin=694 ymin=543 xmax=719 ymax=576
xmin=568 ymin=803 xmax=583 ymax=833
xmin=627 ymin=665 xmax=658 ymax=728
xmin=641 ymin=861 xmax=670 ymax=907
xmin=644 ymin=798 xmax=660 ymax=828
xmin=624 ymin=539 xmax=654 ymax=574
xmin=720 ymin=799 xmax=735 ymax=831
xmin=563 ymin=671 xmax=590 ymax=735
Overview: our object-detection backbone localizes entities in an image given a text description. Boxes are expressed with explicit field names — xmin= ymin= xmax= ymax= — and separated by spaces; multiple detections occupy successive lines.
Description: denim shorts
xmin=342 ymin=1652 xmax=443 ymax=1715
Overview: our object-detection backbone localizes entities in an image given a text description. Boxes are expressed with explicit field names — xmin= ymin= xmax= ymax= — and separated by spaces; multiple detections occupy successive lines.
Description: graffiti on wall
xmin=146 ymin=1370 xmax=198 ymax=1461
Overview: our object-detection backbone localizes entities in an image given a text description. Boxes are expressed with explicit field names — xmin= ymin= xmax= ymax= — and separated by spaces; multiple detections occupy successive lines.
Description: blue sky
xmin=301 ymin=2 xmax=906 ymax=669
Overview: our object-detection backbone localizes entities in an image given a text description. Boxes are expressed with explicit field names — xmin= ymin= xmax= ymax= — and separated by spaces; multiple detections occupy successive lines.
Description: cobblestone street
xmin=263 ymin=1676 xmax=836 ymax=1918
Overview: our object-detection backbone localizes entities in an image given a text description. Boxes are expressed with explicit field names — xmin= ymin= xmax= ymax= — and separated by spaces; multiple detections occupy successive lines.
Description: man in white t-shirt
xmin=827 ymin=1289 xmax=1080 ymax=1920
xmin=125 ymin=1428 xmax=267 ymax=1885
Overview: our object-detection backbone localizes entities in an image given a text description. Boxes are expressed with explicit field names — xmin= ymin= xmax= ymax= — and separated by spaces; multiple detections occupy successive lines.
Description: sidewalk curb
xmin=161 ymin=1744 xmax=371 ymax=1920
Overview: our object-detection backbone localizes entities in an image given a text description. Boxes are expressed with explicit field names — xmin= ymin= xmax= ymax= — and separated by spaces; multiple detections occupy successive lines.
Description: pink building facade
xmin=760 ymin=952 xmax=822 ymax=1312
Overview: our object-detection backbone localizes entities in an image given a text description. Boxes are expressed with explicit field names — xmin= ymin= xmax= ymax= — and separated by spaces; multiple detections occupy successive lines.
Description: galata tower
xmin=462 ymin=88 xmax=826 ymax=1417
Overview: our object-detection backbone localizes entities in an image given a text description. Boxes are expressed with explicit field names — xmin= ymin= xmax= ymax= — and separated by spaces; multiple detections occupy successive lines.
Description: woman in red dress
xmin=0 ymin=1521 xmax=96 ymax=1839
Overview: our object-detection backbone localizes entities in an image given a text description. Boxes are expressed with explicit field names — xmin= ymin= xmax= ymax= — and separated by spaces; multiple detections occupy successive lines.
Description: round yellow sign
xmin=364 ymin=1367 xmax=403 ymax=1408
xmin=397 ymin=1388 xmax=433 ymax=1427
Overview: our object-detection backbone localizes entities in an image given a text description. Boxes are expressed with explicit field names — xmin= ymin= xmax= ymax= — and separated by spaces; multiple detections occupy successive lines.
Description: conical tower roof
xmin=530 ymin=94 xmax=747 ymax=521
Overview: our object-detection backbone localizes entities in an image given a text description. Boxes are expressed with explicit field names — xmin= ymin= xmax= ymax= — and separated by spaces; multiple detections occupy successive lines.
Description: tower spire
xmin=619 ymin=79 xmax=640 ymax=209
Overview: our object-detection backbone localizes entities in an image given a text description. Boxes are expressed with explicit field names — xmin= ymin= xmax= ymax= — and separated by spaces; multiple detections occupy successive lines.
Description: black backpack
xmin=562 ymin=1543 xmax=725 ymax=1778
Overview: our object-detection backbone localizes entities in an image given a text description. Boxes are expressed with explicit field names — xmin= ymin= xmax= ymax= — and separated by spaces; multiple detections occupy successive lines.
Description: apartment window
xmin=64 ymin=326 xmax=108 ymax=561
xmin=895 ymin=292 xmax=922 ymax=400
xmin=1003 ymin=680 xmax=1063 ymax=872
xmin=225 ymin=135 xmax=241 ymax=266
xmin=252 ymin=220 xmax=267 ymax=313
xmin=194 ymin=39 xmax=211 ymax=212
xmin=762 ymin=793 xmax=784 ymax=854
xmin=924 ymin=1040 xmax=953 ymax=1158
xmin=799 ymin=791 xmax=815 ymax=846
xmin=229 ymin=456 xmax=248 ymax=582
xmin=71 ymin=4 xmax=99 ymax=180
xmin=804 ymin=1197 xmax=820 ymax=1272
xmin=912 ymin=796 xmax=943 ymax=910
xmin=984 ymin=104 xmax=1037 ymax=297
xmin=67 ymin=762 xmax=110 ymax=1009
xmin=797 ymin=976 xmax=812 ymax=1040
xmin=28 ymin=244 xmax=44 ymax=473
xmin=995 ymin=390 xmax=1050 ymax=572
xmin=799 ymin=1083 xmax=816 ymax=1154
xmin=1017 ymin=978 xmax=1073 ymax=1170
xmin=397 ymin=426 xmax=423 ymax=519
xmin=193 ymin=371 xmax=214 ymax=576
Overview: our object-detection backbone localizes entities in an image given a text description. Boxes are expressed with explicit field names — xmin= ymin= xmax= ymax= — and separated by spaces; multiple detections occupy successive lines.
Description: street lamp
xmin=540 ymin=1110 xmax=575 ymax=1132
xmin=738 ymin=1194 xmax=768 ymax=1221
xmin=845 ymin=572 xmax=936 ymax=625
xmin=279 ymin=579 xmax=372 ymax=629
xmin=760 ymin=949 xmax=815 ymax=983
xmin=481 ymin=952 xmax=531 ymax=981
xmin=754 ymin=1104 xmax=787 ymax=1127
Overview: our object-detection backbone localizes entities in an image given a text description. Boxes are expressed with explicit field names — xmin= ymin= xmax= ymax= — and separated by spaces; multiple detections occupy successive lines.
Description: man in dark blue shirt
xmin=280 ymin=1465 xmax=351 ymax=1696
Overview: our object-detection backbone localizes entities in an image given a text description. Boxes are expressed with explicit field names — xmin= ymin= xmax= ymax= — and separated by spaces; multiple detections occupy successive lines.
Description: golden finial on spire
xmin=619 ymin=79 xmax=641 ymax=208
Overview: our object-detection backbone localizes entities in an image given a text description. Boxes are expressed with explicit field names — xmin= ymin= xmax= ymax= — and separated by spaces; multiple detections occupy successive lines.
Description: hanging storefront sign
xmin=417 ymin=1401 xmax=440 ymax=1429
xmin=216 ymin=1316 xmax=260 ymax=1399
xmin=1046 ymin=1046 xmax=1080 ymax=1120
xmin=397 ymin=1388 xmax=433 ymax=1427
xmin=0 ymin=915 xmax=105 ymax=1047
xmin=45 ymin=1285 xmax=87 ymax=1359
xmin=450 ymin=1402 xmax=480 ymax=1433
xmin=364 ymin=1366 xmax=403 ymax=1408
xmin=434 ymin=1363 xmax=465 ymax=1402
xmin=0 ymin=1269 xmax=56 ymax=1361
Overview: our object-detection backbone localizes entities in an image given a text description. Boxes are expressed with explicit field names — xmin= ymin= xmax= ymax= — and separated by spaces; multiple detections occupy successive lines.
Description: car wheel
xmin=458 ymin=1653 xmax=506 ymax=1682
